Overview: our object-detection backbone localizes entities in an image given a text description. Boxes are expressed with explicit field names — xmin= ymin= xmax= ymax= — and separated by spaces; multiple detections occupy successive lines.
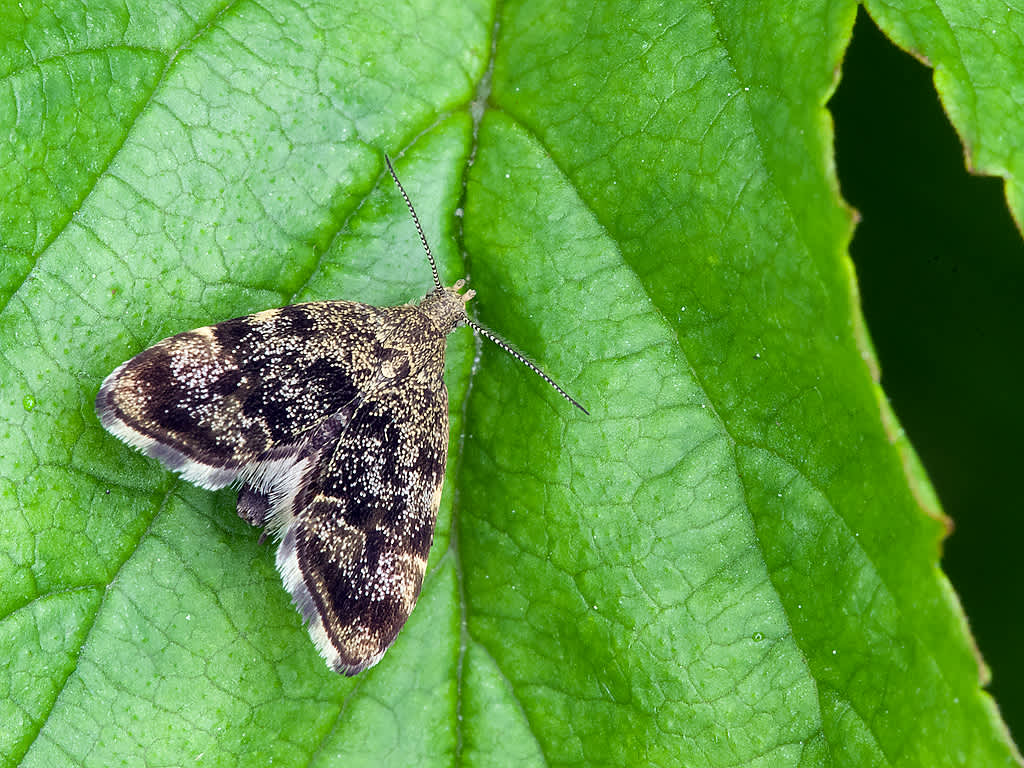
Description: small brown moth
xmin=96 ymin=156 xmax=586 ymax=675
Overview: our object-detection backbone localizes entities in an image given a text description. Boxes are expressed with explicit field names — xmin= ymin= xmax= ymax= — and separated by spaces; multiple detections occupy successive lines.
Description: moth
xmin=96 ymin=157 xmax=586 ymax=675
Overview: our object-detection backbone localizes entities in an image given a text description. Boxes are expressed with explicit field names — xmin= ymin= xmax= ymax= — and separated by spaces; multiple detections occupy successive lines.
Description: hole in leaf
xmin=830 ymin=8 xmax=1024 ymax=741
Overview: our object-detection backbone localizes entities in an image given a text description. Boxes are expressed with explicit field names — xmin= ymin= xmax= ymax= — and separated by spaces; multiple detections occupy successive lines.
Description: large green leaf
xmin=1 ymin=0 xmax=1020 ymax=766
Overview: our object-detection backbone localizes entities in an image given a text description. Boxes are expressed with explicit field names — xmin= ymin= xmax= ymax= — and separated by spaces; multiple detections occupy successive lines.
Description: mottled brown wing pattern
xmin=97 ymin=294 xmax=463 ymax=675
xmin=96 ymin=301 xmax=385 ymax=489
xmin=276 ymin=371 xmax=449 ymax=674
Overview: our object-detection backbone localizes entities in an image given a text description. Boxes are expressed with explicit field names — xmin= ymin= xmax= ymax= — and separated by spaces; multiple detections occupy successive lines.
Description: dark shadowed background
xmin=831 ymin=9 xmax=1024 ymax=743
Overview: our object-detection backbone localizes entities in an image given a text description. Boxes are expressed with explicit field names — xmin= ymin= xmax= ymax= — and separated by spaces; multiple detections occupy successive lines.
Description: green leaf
xmin=0 ymin=0 xmax=1019 ymax=766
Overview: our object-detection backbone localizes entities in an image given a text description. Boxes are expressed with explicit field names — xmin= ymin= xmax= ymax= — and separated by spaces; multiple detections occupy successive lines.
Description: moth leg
xmin=237 ymin=483 xmax=272 ymax=527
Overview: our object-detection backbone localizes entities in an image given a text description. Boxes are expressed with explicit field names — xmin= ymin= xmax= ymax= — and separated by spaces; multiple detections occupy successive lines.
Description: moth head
xmin=419 ymin=279 xmax=474 ymax=333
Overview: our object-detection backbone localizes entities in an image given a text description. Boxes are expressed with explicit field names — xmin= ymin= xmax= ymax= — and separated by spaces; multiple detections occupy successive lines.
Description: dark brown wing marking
xmin=275 ymin=352 xmax=449 ymax=674
xmin=95 ymin=301 xmax=384 ymax=489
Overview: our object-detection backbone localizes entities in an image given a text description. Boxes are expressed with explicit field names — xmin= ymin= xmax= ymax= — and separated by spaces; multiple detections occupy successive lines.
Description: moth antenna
xmin=384 ymin=154 xmax=443 ymax=292
xmin=468 ymin=319 xmax=589 ymax=415
xmin=384 ymin=155 xmax=588 ymax=416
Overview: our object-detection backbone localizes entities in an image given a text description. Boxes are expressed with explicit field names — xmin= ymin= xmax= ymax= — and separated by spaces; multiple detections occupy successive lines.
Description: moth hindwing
xmin=96 ymin=156 xmax=586 ymax=675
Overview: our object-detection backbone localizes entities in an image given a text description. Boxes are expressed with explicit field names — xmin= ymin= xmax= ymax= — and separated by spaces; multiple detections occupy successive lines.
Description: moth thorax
xmin=419 ymin=280 xmax=474 ymax=334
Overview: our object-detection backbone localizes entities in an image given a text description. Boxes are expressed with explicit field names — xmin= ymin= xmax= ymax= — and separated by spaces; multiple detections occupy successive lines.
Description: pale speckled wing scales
xmin=95 ymin=301 xmax=385 ymax=491
xmin=97 ymin=282 xmax=474 ymax=675
xmin=276 ymin=330 xmax=450 ymax=675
